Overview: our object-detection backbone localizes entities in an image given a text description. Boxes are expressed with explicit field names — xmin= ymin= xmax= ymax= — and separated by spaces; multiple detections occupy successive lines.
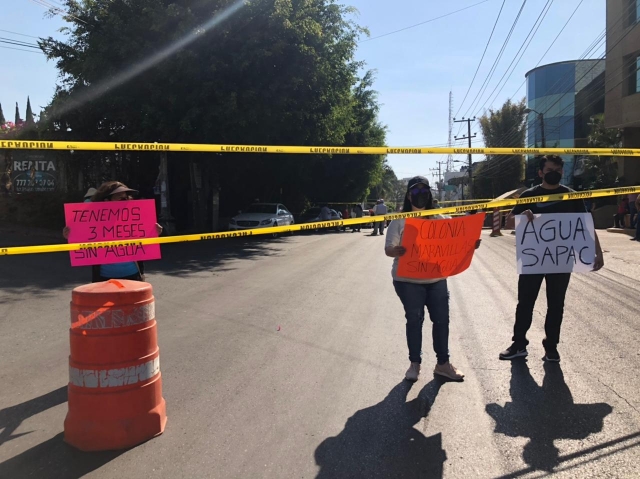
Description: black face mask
xmin=543 ymin=171 xmax=562 ymax=186
xmin=410 ymin=192 xmax=431 ymax=209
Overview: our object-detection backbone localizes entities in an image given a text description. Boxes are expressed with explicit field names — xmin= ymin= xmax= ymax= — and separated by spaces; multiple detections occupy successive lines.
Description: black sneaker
xmin=499 ymin=344 xmax=528 ymax=360
xmin=542 ymin=341 xmax=561 ymax=362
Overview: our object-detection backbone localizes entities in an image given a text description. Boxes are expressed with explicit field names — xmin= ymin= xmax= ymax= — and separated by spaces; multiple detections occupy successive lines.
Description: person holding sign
xmin=63 ymin=181 xmax=163 ymax=282
xmin=385 ymin=176 xmax=481 ymax=382
xmin=499 ymin=156 xmax=604 ymax=363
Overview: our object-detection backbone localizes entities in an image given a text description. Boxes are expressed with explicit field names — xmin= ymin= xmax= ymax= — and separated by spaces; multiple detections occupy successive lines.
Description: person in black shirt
xmin=499 ymin=155 xmax=604 ymax=363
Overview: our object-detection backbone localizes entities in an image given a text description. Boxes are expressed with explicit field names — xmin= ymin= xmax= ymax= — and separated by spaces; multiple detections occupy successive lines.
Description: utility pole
xmin=430 ymin=160 xmax=446 ymax=201
xmin=454 ymin=117 xmax=477 ymax=200
xmin=447 ymin=91 xmax=454 ymax=172
xmin=157 ymin=151 xmax=176 ymax=234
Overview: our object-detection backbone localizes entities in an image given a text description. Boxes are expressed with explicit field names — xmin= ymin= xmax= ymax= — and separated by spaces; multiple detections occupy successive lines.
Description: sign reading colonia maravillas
xmin=10 ymin=152 xmax=57 ymax=193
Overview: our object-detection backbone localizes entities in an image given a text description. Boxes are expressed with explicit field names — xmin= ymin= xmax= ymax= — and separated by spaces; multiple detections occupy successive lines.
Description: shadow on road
xmin=0 ymin=234 xmax=285 ymax=299
xmin=314 ymin=378 xmax=447 ymax=478
xmin=0 ymin=386 xmax=123 ymax=478
xmin=0 ymin=386 xmax=68 ymax=446
xmin=486 ymin=361 xmax=613 ymax=473
xmin=148 ymin=236 xmax=285 ymax=278
xmin=0 ymin=432 xmax=122 ymax=479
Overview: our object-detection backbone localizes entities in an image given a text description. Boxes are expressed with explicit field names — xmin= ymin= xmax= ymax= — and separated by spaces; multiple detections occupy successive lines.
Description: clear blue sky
xmin=1 ymin=0 xmax=605 ymax=181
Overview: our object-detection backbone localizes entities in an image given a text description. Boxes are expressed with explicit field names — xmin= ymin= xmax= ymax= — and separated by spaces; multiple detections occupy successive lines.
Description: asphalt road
xmin=0 ymin=227 xmax=639 ymax=478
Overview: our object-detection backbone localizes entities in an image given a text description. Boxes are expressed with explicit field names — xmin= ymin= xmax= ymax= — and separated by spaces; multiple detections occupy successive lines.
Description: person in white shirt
xmin=371 ymin=199 xmax=388 ymax=236
xmin=385 ymin=176 xmax=480 ymax=382
xmin=320 ymin=204 xmax=331 ymax=221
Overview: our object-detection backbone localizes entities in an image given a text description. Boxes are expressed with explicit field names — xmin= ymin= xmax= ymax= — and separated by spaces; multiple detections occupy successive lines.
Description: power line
xmin=29 ymin=0 xmax=91 ymax=26
xmin=0 ymin=37 xmax=41 ymax=49
xmin=474 ymin=0 xmax=554 ymax=116
xmin=484 ymin=0 xmax=630 ymax=148
xmin=360 ymin=0 xmax=490 ymax=43
xmin=454 ymin=0 xmax=506 ymax=119
xmin=499 ymin=0 xmax=586 ymax=111
xmin=0 ymin=29 xmax=42 ymax=39
xmin=0 ymin=44 xmax=45 ymax=54
xmin=462 ymin=0 xmax=528 ymax=119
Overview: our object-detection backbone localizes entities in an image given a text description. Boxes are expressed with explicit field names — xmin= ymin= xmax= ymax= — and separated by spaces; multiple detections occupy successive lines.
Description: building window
xmin=627 ymin=0 xmax=640 ymax=26
xmin=628 ymin=55 xmax=640 ymax=95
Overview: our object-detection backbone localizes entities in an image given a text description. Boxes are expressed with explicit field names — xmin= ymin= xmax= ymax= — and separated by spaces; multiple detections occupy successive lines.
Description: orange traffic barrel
xmin=64 ymin=279 xmax=167 ymax=451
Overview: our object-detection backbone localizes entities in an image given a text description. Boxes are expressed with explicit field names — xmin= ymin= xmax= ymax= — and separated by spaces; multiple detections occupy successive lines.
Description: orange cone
xmin=64 ymin=279 xmax=166 ymax=451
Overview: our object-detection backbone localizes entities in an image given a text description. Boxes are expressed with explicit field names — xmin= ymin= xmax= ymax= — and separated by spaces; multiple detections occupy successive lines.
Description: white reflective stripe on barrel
xmin=72 ymin=302 xmax=155 ymax=330
xmin=69 ymin=357 xmax=160 ymax=388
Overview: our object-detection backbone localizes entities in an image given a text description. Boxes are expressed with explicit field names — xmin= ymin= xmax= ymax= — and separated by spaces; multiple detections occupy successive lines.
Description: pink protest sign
xmin=64 ymin=199 xmax=161 ymax=267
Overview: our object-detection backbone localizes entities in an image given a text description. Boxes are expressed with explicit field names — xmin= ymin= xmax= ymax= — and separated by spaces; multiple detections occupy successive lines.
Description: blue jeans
xmin=393 ymin=279 xmax=450 ymax=365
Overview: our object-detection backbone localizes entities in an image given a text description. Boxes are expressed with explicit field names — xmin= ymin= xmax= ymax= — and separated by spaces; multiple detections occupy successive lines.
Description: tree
xmin=25 ymin=97 xmax=36 ymax=128
xmin=39 ymin=0 xmax=386 ymax=216
xmin=474 ymin=98 xmax=527 ymax=198
xmin=14 ymin=102 xmax=22 ymax=126
xmin=0 ymin=103 xmax=5 ymax=125
xmin=581 ymin=113 xmax=619 ymax=190
xmin=370 ymin=161 xmax=403 ymax=207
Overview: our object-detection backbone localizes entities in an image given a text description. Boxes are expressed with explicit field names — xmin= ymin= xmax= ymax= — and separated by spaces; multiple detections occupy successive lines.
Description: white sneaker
xmin=405 ymin=362 xmax=421 ymax=382
xmin=434 ymin=362 xmax=464 ymax=381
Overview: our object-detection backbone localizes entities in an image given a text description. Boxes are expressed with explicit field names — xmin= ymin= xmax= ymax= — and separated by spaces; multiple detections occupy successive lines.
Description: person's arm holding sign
xmin=593 ymin=232 xmax=604 ymax=271
xmin=385 ymin=222 xmax=405 ymax=258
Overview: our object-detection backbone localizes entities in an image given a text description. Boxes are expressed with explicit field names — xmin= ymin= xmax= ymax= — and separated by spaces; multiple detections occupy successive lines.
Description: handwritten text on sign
xmin=397 ymin=214 xmax=485 ymax=279
xmin=64 ymin=199 xmax=161 ymax=266
xmin=515 ymin=213 xmax=595 ymax=274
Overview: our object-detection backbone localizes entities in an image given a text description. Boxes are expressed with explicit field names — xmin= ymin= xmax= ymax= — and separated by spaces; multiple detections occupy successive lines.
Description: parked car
xmin=298 ymin=207 xmax=342 ymax=232
xmin=299 ymin=207 xmax=342 ymax=223
xmin=229 ymin=203 xmax=294 ymax=237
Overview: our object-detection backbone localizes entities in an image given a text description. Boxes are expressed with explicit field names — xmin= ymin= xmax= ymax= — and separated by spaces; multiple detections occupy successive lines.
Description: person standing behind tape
xmin=320 ymin=204 xmax=331 ymax=221
xmin=499 ymin=155 xmax=604 ymax=363
xmin=352 ymin=204 xmax=363 ymax=233
xmin=385 ymin=176 xmax=478 ymax=382
xmin=634 ymin=194 xmax=640 ymax=241
xmin=63 ymin=181 xmax=163 ymax=283
xmin=83 ymin=187 xmax=97 ymax=203
xmin=372 ymin=199 xmax=388 ymax=236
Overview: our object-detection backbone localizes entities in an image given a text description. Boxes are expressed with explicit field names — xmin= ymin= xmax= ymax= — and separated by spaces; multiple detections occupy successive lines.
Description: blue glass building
xmin=525 ymin=60 xmax=605 ymax=186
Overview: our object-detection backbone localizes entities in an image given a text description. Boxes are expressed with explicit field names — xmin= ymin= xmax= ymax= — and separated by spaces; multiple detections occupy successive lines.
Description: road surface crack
xmin=598 ymin=378 xmax=640 ymax=416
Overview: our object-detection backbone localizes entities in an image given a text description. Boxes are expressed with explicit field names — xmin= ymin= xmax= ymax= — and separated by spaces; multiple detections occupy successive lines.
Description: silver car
xmin=229 ymin=203 xmax=294 ymax=236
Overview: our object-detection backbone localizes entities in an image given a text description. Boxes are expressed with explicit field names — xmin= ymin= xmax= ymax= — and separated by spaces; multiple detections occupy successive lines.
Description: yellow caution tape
xmin=1 ymin=186 xmax=638 ymax=257
xmin=438 ymin=198 xmax=494 ymax=204
xmin=1 ymin=140 xmax=640 ymax=156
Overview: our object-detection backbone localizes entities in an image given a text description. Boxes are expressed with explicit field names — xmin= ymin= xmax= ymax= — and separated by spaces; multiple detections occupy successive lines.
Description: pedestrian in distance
xmin=634 ymin=194 xmax=640 ymax=241
xmin=341 ymin=206 xmax=350 ymax=231
xmin=385 ymin=176 xmax=481 ymax=382
xmin=352 ymin=204 xmax=363 ymax=233
xmin=499 ymin=156 xmax=604 ymax=363
xmin=371 ymin=199 xmax=388 ymax=236
xmin=63 ymin=181 xmax=163 ymax=283
xmin=614 ymin=197 xmax=629 ymax=229
xmin=83 ymin=187 xmax=97 ymax=202
xmin=629 ymin=193 xmax=638 ymax=229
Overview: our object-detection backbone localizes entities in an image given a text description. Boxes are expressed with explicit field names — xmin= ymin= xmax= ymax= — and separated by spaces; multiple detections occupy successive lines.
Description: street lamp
xmin=524 ymin=108 xmax=545 ymax=148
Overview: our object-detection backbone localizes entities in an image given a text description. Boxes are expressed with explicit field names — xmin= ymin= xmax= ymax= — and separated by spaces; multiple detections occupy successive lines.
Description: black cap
xmin=407 ymin=176 xmax=430 ymax=190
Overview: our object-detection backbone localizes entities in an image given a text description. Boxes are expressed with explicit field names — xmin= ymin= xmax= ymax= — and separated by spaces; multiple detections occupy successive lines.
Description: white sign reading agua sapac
xmin=515 ymin=213 xmax=596 ymax=274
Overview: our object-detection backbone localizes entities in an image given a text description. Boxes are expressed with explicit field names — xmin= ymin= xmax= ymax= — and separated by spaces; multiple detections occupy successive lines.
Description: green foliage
xmin=25 ymin=97 xmax=35 ymax=128
xmin=582 ymin=113 xmax=619 ymax=189
xmin=38 ymin=0 xmax=386 ymax=214
xmin=0 ymin=103 xmax=5 ymax=125
xmin=474 ymin=98 xmax=526 ymax=199
xmin=370 ymin=160 xmax=404 ymax=204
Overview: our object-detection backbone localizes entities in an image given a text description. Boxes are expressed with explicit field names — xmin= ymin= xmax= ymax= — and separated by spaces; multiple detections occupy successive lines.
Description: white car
xmin=229 ymin=203 xmax=294 ymax=236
